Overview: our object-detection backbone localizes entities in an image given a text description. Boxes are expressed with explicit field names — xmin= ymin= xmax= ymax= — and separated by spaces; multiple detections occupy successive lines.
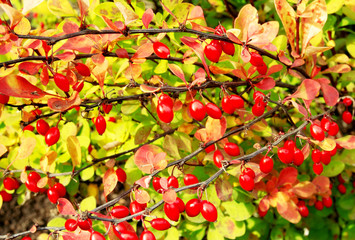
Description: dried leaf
xmin=215 ymin=178 xmax=233 ymax=201
xmin=135 ymin=176 xmax=152 ymax=189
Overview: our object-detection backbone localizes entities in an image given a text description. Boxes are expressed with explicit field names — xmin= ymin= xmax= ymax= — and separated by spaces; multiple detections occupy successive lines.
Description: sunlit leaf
xmin=48 ymin=92 xmax=81 ymax=112
xmin=291 ymin=181 xmax=316 ymax=198
xmin=103 ymin=168 xmax=118 ymax=197
xmin=134 ymin=145 xmax=167 ymax=174
xmin=285 ymin=79 xmax=320 ymax=102
xmin=67 ymin=136 xmax=81 ymax=167
xmin=0 ymin=3 xmax=24 ymax=28
xmin=276 ymin=191 xmax=301 ymax=224
xmin=336 ymin=135 xmax=355 ymax=149
xmin=47 ymin=0 xmax=76 ymax=17
xmin=168 ymin=64 xmax=187 ymax=86
xmin=57 ymin=198 xmax=77 ymax=215
xmin=142 ymin=8 xmax=154 ymax=28
xmin=162 ymin=189 xmax=177 ymax=204
xmin=277 ymin=167 xmax=298 ymax=187
xmin=114 ymin=0 xmax=139 ymax=25
xmin=18 ymin=62 xmax=43 ymax=75
xmin=135 ymin=176 xmax=152 ymax=189
xmin=16 ymin=137 xmax=36 ymax=160
xmin=13 ymin=17 xmax=31 ymax=35
xmin=135 ymin=189 xmax=150 ymax=204
xmin=22 ymin=0 xmax=44 ymax=15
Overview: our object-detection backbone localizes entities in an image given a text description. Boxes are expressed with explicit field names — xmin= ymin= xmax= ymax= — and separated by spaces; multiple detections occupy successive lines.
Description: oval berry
xmin=47 ymin=187 xmax=60 ymax=204
xmin=102 ymin=103 xmax=113 ymax=114
xmin=250 ymin=52 xmax=264 ymax=67
xmin=54 ymin=73 xmax=70 ymax=92
xmin=45 ymin=127 xmax=60 ymax=146
xmin=72 ymin=81 xmax=84 ymax=92
xmin=343 ymin=97 xmax=352 ymax=107
xmin=185 ymin=198 xmax=201 ymax=217
xmin=252 ymin=102 xmax=265 ymax=117
xmin=337 ymin=184 xmax=346 ymax=194
xmin=157 ymin=103 xmax=174 ymax=123
xmin=3 ymin=177 xmax=19 ymax=191
xmin=284 ymin=140 xmax=296 ymax=151
xmin=239 ymin=173 xmax=254 ymax=191
xmin=314 ymin=200 xmax=323 ymax=211
xmin=140 ymin=230 xmax=156 ymax=240
xmin=221 ymin=41 xmax=235 ymax=56
xmin=91 ymin=231 xmax=105 ymax=240
xmin=117 ymin=231 xmax=138 ymax=240
xmin=242 ymin=168 xmax=255 ymax=179
xmin=213 ymin=150 xmax=224 ymax=168
xmin=322 ymin=196 xmax=333 ymax=208
xmin=298 ymin=204 xmax=309 ymax=217
xmin=204 ymin=40 xmax=222 ymax=63
xmin=129 ymin=200 xmax=145 ymax=220
xmin=151 ymin=218 xmax=171 ymax=231
xmin=111 ymin=205 xmax=130 ymax=218
xmin=36 ymin=119 xmax=50 ymax=136
xmin=205 ymin=102 xmax=222 ymax=119
xmin=183 ymin=174 xmax=199 ymax=189
xmin=259 ymin=156 xmax=273 ymax=173
xmin=320 ymin=151 xmax=331 ymax=165
xmin=342 ymin=111 xmax=352 ymax=124
xmin=310 ymin=124 xmax=325 ymax=141
xmin=256 ymin=63 xmax=268 ymax=75
xmin=205 ymin=144 xmax=216 ymax=153
xmin=167 ymin=176 xmax=179 ymax=189
xmin=174 ymin=197 xmax=185 ymax=213
xmin=95 ymin=115 xmax=106 ymax=135
xmin=189 ymin=100 xmax=206 ymax=121
xmin=158 ymin=94 xmax=174 ymax=109
xmin=313 ymin=162 xmax=323 ymax=175
xmin=312 ymin=149 xmax=321 ymax=163
xmin=277 ymin=147 xmax=294 ymax=164
xmin=214 ymin=25 xmax=226 ymax=35
xmin=293 ymin=149 xmax=304 ymax=166
xmin=53 ymin=183 xmax=66 ymax=197
xmin=224 ymin=142 xmax=240 ymax=156
xmin=152 ymin=177 xmax=162 ymax=192
xmin=65 ymin=219 xmax=78 ymax=231
xmin=77 ymin=218 xmax=92 ymax=231
xmin=200 ymin=200 xmax=217 ymax=222
xmin=23 ymin=125 xmax=35 ymax=132
xmin=0 ymin=190 xmax=12 ymax=202
xmin=153 ymin=42 xmax=170 ymax=59
xmin=164 ymin=202 xmax=180 ymax=221
xmin=75 ymin=63 xmax=91 ymax=77
xmin=328 ymin=122 xmax=339 ymax=136
xmin=116 ymin=168 xmax=127 ymax=183
xmin=321 ymin=117 xmax=331 ymax=132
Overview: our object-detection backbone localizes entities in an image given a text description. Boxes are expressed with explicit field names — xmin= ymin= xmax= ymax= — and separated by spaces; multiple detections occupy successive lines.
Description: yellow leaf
xmin=0 ymin=143 xmax=7 ymax=157
xmin=47 ymin=0 xmax=76 ymax=17
xmin=0 ymin=4 xmax=24 ymax=28
xmin=312 ymin=137 xmax=336 ymax=151
xmin=14 ymin=17 xmax=31 ymax=35
xmin=40 ymin=151 xmax=57 ymax=172
xmin=67 ymin=136 xmax=81 ymax=167
xmin=16 ymin=137 xmax=36 ymax=160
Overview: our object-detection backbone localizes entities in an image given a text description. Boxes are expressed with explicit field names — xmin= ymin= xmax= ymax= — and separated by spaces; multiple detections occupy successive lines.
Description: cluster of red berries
xmin=239 ymin=167 xmax=256 ymax=191
xmin=211 ymin=142 xmax=240 ymax=168
xmin=314 ymin=196 xmax=333 ymax=211
xmin=36 ymin=119 xmax=60 ymax=146
xmin=157 ymin=93 xmax=174 ymax=123
xmin=186 ymin=199 xmax=218 ymax=222
xmin=252 ymin=91 xmax=267 ymax=117
xmin=0 ymin=177 xmax=20 ymax=202
xmin=342 ymin=97 xmax=353 ymax=124
xmin=53 ymin=63 xmax=89 ymax=93
xmin=249 ymin=52 xmax=268 ymax=75
xmin=337 ymin=174 xmax=347 ymax=194
xmin=311 ymin=147 xmax=336 ymax=175
xmin=153 ymin=42 xmax=170 ymax=59
xmin=277 ymin=139 xmax=305 ymax=166
xmin=65 ymin=217 xmax=106 ymax=240
xmin=47 ymin=182 xmax=67 ymax=204
xmin=204 ymin=25 xmax=235 ymax=63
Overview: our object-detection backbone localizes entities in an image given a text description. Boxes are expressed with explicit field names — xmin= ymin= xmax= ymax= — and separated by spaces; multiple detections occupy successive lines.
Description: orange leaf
xmin=286 ymin=79 xmax=320 ymax=101
xmin=135 ymin=189 xmax=150 ymax=204
xmin=18 ymin=62 xmax=43 ymax=75
xmin=142 ymin=8 xmax=154 ymax=29
xmin=134 ymin=145 xmax=167 ymax=174
xmin=291 ymin=181 xmax=316 ymax=198
xmin=335 ymin=136 xmax=355 ymax=150
xmin=0 ymin=75 xmax=49 ymax=98
xmin=255 ymin=77 xmax=275 ymax=90
xmin=162 ymin=189 xmax=177 ymax=204
xmin=40 ymin=65 xmax=49 ymax=86
xmin=132 ymin=42 xmax=153 ymax=60
xmin=206 ymin=117 xmax=227 ymax=142
xmin=47 ymin=91 xmax=81 ymax=112
xmin=233 ymin=4 xmax=258 ymax=42
xmin=321 ymin=64 xmax=351 ymax=74
xmin=276 ymin=191 xmax=301 ymax=224
xmin=57 ymin=198 xmax=77 ymax=215
xmin=168 ymin=64 xmax=187 ymax=86
xmin=55 ymin=51 xmax=76 ymax=62
xmin=215 ymin=178 xmax=233 ymax=201
xmin=277 ymin=167 xmax=298 ymax=187
xmin=312 ymin=176 xmax=330 ymax=194
xmin=103 ymin=168 xmax=118 ymax=197
xmin=135 ymin=176 xmax=152 ymax=189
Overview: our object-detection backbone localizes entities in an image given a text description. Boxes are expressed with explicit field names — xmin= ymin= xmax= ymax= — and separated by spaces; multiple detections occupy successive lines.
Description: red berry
xmin=256 ymin=63 xmax=268 ymax=75
xmin=185 ymin=198 xmax=201 ymax=217
xmin=140 ymin=230 xmax=156 ymax=240
xmin=253 ymin=91 xmax=265 ymax=102
xmin=252 ymin=102 xmax=265 ymax=117
xmin=310 ymin=124 xmax=325 ymax=141
xmin=95 ymin=115 xmax=106 ymax=135
xmin=322 ymin=196 xmax=333 ymax=208
xmin=284 ymin=140 xmax=296 ymax=151
xmin=277 ymin=147 xmax=294 ymax=164
xmin=158 ymin=94 xmax=174 ymax=109
xmin=200 ymin=200 xmax=218 ymax=222
xmin=25 ymin=171 xmax=41 ymax=192
xmin=65 ymin=219 xmax=78 ymax=231
xmin=338 ymin=184 xmax=346 ymax=194
xmin=320 ymin=151 xmax=331 ymax=165
xmin=312 ymin=149 xmax=322 ymax=163
xmin=293 ymin=149 xmax=304 ymax=166
xmin=0 ymin=190 xmax=12 ymax=202
xmin=53 ymin=183 xmax=66 ymax=197
xmin=205 ymin=144 xmax=216 ymax=153
xmin=243 ymin=168 xmax=255 ymax=179
xmin=47 ymin=187 xmax=60 ymax=204
xmin=157 ymin=103 xmax=174 ymax=123
xmin=250 ymin=52 xmax=264 ymax=67
xmin=3 ymin=177 xmax=19 ymax=191
xmin=21 ymin=237 xmax=32 ymax=240
xmin=313 ymin=162 xmax=323 ymax=175
xmin=183 ymin=174 xmax=199 ymax=189
xmin=54 ymin=73 xmax=70 ymax=92
xmin=321 ymin=117 xmax=331 ymax=132
xmin=152 ymin=177 xmax=162 ymax=192
xmin=259 ymin=156 xmax=274 ymax=173
xmin=239 ymin=173 xmax=254 ymax=191
xmin=337 ymin=174 xmax=345 ymax=184
xmin=164 ymin=202 xmax=180 ymax=221
xmin=90 ymin=231 xmax=105 ymax=240
xmin=343 ymin=97 xmax=352 ymax=107
xmin=214 ymin=25 xmax=226 ymax=35
xmin=102 ymin=103 xmax=113 ymax=114
xmin=77 ymin=218 xmax=92 ymax=231
xmin=258 ymin=205 xmax=268 ymax=217
xmin=224 ymin=142 xmax=240 ymax=156
xmin=342 ymin=111 xmax=352 ymax=124
xmin=315 ymin=200 xmax=323 ymax=211
xmin=151 ymin=218 xmax=171 ymax=231
xmin=36 ymin=119 xmax=50 ymax=136
xmin=31 ymin=109 xmax=42 ymax=116
xmin=221 ymin=41 xmax=235 ymax=56
xmin=328 ymin=146 xmax=337 ymax=156
xmin=205 ymin=102 xmax=222 ymax=119
xmin=111 ymin=205 xmax=130 ymax=218
xmin=129 ymin=200 xmax=145 ymax=220
xmin=117 ymin=231 xmax=138 ymax=240
xmin=23 ymin=125 xmax=35 ymax=132
xmin=213 ymin=150 xmax=224 ymax=168
xmin=189 ymin=100 xmax=206 ymax=121
xmin=75 ymin=63 xmax=91 ymax=77
xmin=116 ymin=168 xmax=127 ymax=183
xmin=45 ymin=127 xmax=60 ymax=146
xmin=0 ymin=94 xmax=9 ymax=104
xmin=297 ymin=202 xmax=309 ymax=217
xmin=153 ymin=42 xmax=170 ymax=59
xmin=204 ymin=40 xmax=222 ymax=63
xmin=174 ymin=197 xmax=185 ymax=213
xmin=72 ymin=81 xmax=84 ymax=92
xmin=167 ymin=176 xmax=179 ymax=189
xmin=221 ymin=95 xmax=244 ymax=114
xmin=113 ymin=222 xmax=128 ymax=236
xmin=328 ymin=122 xmax=339 ymax=136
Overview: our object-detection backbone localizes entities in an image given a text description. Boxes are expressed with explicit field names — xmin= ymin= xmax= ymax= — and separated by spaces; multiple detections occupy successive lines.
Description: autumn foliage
xmin=0 ymin=0 xmax=355 ymax=240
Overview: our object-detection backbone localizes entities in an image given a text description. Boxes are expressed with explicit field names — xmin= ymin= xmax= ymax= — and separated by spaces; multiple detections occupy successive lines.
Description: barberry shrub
xmin=0 ymin=0 xmax=354 ymax=240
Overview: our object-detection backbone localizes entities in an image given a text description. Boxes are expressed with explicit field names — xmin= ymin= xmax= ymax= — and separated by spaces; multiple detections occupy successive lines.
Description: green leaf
xmin=80 ymin=196 xmax=97 ymax=211
xmin=121 ymin=100 xmax=140 ymax=115
xmin=94 ymin=2 xmax=122 ymax=19
xmin=47 ymin=217 xmax=66 ymax=228
xmin=346 ymin=34 xmax=355 ymax=58
xmin=80 ymin=165 xmax=95 ymax=181
xmin=222 ymin=201 xmax=255 ymax=221
xmin=322 ymin=160 xmax=345 ymax=177
xmin=166 ymin=227 xmax=180 ymax=240
xmin=270 ymin=227 xmax=284 ymax=240
xmin=326 ymin=0 xmax=345 ymax=14
xmin=207 ymin=225 xmax=224 ymax=240
xmin=155 ymin=60 xmax=168 ymax=74
xmin=342 ymin=224 xmax=355 ymax=240
xmin=47 ymin=0 xmax=76 ymax=17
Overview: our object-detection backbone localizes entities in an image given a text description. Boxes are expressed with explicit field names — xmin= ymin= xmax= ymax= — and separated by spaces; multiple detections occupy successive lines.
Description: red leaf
xmin=142 ymin=8 xmax=154 ymax=29
xmin=285 ymin=79 xmax=320 ymax=102
xmin=336 ymin=135 xmax=355 ymax=149
xmin=188 ymin=6 xmax=204 ymax=20
xmin=132 ymin=42 xmax=153 ymax=60
xmin=115 ymin=48 xmax=129 ymax=58
xmin=277 ymin=167 xmax=298 ymax=187
xmin=134 ymin=145 xmax=167 ymax=174
xmin=255 ymin=77 xmax=275 ymax=90
xmin=18 ymin=62 xmax=43 ymax=75
xmin=321 ymin=64 xmax=351 ymax=74
xmin=286 ymin=100 xmax=308 ymax=117
xmin=318 ymin=81 xmax=339 ymax=106
xmin=226 ymin=31 xmax=243 ymax=45
xmin=301 ymin=142 xmax=310 ymax=159
xmin=0 ymin=42 xmax=12 ymax=55
xmin=195 ymin=117 xmax=227 ymax=143
xmin=181 ymin=36 xmax=210 ymax=78
xmin=267 ymin=64 xmax=283 ymax=75
xmin=0 ymin=75 xmax=48 ymax=98
xmin=47 ymin=91 xmax=81 ymax=112
xmin=276 ymin=191 xmax=301 ymax=224
xmin=162 ymin=188 xmax=177 ymax=204
xmin=63 ymin=21 xmax=79 ymax=34
xmin=55 ymin=51 xmax=76 ymax=62
xmin=101 ymin=15 xmax=121 ymax=32
xmin=135 ymin=176 xmax=152 ymax=189
xmin=312 ymin=176 xmax=331 ymax=195
xmin=103 ymin=168 xmax=118 ymax=197
xmin=57 ymin=198 xmax=77 ymax=216
xmin=168 ymin=64 xmax=188 ymax=86
xmin=40 ymin=65 xmax=49 ymax=86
